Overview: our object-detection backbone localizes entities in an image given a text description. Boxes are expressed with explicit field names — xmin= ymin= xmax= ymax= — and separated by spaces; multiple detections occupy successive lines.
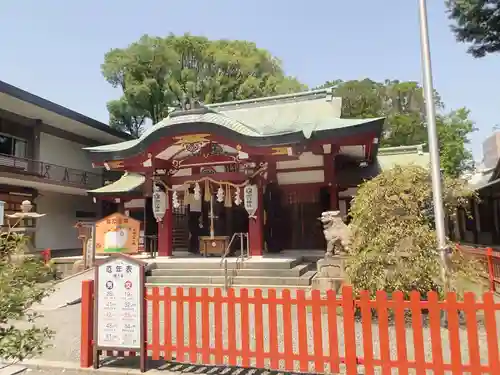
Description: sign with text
xmin=95 ymin=213 xmax=140 ymax=254
xmin=85 ymin=235 xmax=94 ymax=268
xmin=244 ymin=184 xmax=259 ymax=218
xmin=95 ymin=256 xmax=143 ymax=350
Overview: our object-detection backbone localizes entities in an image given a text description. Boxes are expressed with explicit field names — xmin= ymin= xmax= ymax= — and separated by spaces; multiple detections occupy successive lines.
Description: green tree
xmin=0 ymin=232 xmax=53 ymax=361
xmin=102 ymin=34 xmax=306 ymax=136
xmin=317 ymin=79 xmax=476 ymax=177
xmin=107 ymin=98 xmax=147 ymax=138
xmin=347 ymin=165 xmax=481 ymax=298
xmin=446 ymin=0 xmax=500 ymax=57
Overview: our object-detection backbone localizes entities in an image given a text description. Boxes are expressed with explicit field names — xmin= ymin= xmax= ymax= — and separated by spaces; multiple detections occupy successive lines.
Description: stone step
xmin=153 ymin=257 xmax=302 ymax=270
xmin=232 ymin=271 xmax=317 ymax=286
xmin=150 ymin=263 xmax=311 ymax=278
xmin=147 ymin=270 xmax=316 ymax=287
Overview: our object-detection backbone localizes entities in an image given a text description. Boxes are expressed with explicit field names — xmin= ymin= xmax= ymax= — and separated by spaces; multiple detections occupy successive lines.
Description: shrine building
xmin=83 ymin=89 xmax=429 ymax=258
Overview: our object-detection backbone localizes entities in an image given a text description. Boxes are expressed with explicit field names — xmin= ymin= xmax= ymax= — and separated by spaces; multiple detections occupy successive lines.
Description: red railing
xmin=457 ymin=244 xmax=500 ymax=292
xmin=81 ymin=281 xmax=500 ymax=374
xmin=0 ymin=153 xmax=102 ymax=189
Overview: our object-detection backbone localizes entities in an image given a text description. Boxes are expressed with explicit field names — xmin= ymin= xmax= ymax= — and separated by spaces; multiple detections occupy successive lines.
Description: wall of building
xmin=35 ymin=191 xmax=97 ymax=251
xmin=482 ymin=132 xmax=500 ymax=169
xmin=276 ymin=152 xmax=325 ymax=185
xmin=39 ymin=132 xmax=98 ymax=173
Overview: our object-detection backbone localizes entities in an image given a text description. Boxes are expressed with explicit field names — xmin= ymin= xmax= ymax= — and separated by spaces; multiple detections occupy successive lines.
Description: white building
xmin=0 ymin=80 xmax=129 ymax=254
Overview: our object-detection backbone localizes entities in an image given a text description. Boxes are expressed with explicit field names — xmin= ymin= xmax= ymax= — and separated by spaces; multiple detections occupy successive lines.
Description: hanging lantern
xmin=216 ymin=185 xmax=224 ymax=203
xmin=244 ymin=184 xmax=259 ymax=218
xmin=152 ymin=183 xmax=168 ymax=222
xmin=172 ymin=190 xmax=180 ymax=209
xmin=234 ymin=187 xmax=242 ymax=206
xmin=193 ymin=182 xmax=201 ymax=201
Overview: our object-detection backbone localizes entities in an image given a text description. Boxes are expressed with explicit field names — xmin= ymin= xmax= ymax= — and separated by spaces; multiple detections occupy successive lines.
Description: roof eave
xmin=0 ymin=80 xmax=132 ymax=141
xmin=84 ymin=117 xmax=385 ymax=162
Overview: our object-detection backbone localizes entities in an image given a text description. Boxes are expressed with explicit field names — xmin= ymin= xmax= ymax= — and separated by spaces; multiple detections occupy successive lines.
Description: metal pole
xmin=418 ymin=0 xmax=448 ymax=286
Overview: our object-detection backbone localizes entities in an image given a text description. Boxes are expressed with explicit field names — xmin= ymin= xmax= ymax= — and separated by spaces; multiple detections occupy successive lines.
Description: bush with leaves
xmin=346 ymin=165 xmax=481 ymax=299
xmin=0 ymin=231 xmax=54 ymax=361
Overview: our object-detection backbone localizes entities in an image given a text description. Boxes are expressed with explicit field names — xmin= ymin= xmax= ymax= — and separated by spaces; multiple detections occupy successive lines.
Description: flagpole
xmin=418 ymin=0 xmax=448 ymax=286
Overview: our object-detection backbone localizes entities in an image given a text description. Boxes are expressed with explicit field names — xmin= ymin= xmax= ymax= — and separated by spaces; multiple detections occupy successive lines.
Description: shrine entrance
xmin=182 ymin=181 xmax=250 ymax=256
xmin=84 ymin=89 xmax=385 ymax=258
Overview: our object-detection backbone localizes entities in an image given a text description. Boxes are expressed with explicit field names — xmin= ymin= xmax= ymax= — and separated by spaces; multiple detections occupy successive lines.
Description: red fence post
xmin=342 ymin=286 xmax=358 ymax=375
xmin=80 ymin=279 xmax=94 ymax=368
xmin=486 ymin=247 xmax=496 ymax=292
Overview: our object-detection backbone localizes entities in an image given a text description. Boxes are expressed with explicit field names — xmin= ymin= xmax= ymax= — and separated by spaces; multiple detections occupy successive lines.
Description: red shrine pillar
xmin=157 ymin=191 xmax=173 ymax=257
xmin=248 ymin=182 xmax=264 ymax=257
xmin=329 ymin=186 xmax=339 ymax=210
xmin=324 ymin=152 xmax=339 ymax=210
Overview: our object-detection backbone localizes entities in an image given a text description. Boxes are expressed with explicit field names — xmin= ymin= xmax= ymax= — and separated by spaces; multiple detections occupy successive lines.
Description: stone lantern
xmin=5 ymin=200 xmax=46 ymax=232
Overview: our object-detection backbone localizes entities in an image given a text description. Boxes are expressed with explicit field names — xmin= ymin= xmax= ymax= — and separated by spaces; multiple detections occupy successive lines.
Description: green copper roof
xmin=88 ymin=173 xmax=145 ymax=195
xmin=377 ymin=144 xmax=430 ymax=170
xmin=84 ymin=88 xmax=385 ymax=155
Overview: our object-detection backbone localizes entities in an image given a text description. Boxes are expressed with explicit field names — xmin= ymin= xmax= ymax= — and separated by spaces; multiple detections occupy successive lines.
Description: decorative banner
xmin=95 ymin=213 xmax=141 ymax=254
xmin=244 ymin=184 xmax=258 ymax=218
xmin=152 ymin=184 xmax=168 ymax=222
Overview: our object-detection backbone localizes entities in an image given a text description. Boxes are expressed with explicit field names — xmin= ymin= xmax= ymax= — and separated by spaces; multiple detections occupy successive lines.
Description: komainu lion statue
xmin=318 ymin=210 xmax=351 ymax=257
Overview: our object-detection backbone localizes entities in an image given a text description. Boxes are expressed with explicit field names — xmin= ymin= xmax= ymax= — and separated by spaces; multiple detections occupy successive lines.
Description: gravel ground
xmin=12 ymin=281 xmax=500 ymax=374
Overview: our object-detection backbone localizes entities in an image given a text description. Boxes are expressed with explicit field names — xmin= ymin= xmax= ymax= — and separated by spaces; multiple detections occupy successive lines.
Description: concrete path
xmin=32 ymin=269 xmax=94 ymax=311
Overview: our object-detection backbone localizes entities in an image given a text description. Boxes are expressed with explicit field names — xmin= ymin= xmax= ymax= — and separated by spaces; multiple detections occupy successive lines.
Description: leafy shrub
xmin=0 ymin=231 xmax=54 ymax=361
xmin=346 ymin=165 xmax=481 ymax=299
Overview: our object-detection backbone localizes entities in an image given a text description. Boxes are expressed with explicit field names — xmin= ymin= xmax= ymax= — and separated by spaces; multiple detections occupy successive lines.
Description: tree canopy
xmin=347 ymin=165 xmax=481 ymax=298
xmin=101 ymin=34 xmax=306 ymax=137
xmin=446 ymin=0 xmax=500 ymax=57
xmin=101 ymin=35 xmax=476 ymax=177
xmin=317 ymin=79 xmax=476 ymax=177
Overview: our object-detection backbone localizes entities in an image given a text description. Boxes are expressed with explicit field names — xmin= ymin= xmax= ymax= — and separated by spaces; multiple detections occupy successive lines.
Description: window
xmin=0 ymin=136 xmax=13 ymax=155
xmin=0 ymin=135 xmax=27 ymax=157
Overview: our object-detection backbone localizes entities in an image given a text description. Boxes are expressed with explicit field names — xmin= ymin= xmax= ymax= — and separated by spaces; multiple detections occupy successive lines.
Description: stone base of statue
xmin=311 ymin=255 xmax=348 ymax=294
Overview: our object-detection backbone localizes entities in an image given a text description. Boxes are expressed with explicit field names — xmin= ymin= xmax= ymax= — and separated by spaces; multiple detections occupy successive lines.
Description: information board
xmin=95 ymin=256 xmax=143 ymax=350
xmin=95 ymin=212 xmax=141 ymax=254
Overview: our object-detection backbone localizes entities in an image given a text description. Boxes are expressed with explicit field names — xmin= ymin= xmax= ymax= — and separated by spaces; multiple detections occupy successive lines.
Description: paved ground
xmin=13 ymin=270 xmax=94 ymax=364
xmin=11 ymin=274 xmax=500 ymax=374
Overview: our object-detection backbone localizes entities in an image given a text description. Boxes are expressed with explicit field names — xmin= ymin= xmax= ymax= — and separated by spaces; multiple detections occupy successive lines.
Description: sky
xmin=0 ymin=1 xmax=498 ymax=161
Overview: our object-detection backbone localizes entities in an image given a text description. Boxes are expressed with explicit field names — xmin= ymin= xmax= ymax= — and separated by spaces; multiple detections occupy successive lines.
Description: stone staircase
xmin=146 ymin=257 xmax=317 ymax=289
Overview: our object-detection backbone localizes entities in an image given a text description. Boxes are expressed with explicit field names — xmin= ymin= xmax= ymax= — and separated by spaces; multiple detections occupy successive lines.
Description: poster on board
xmin=93 ymin=254 xmax=146 ymax=372
xmin=95 ymin=213 xmax=141 ymax=254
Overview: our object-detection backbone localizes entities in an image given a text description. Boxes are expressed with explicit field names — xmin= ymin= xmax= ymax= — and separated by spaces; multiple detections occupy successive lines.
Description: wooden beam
xmin=277 ymin=166 xmax=324 ymax=173
xmin=170 ymin=171 xmax=249 ymax=185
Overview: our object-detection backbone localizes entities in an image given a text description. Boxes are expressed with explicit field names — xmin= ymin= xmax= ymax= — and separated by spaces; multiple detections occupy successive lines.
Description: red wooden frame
xmin=81 ymin=283 xmax=500 ymax=374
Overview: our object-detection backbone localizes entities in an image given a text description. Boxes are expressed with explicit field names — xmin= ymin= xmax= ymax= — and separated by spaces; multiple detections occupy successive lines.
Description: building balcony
xmin=0 ymin=153 xmax=102 ymax=192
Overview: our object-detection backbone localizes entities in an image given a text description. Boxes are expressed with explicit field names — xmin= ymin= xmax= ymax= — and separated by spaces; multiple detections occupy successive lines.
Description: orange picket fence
xmin=81 ymin=281 xmax=500 ymax=374
xmin=457 ymin=244 xmax=500 ymax=292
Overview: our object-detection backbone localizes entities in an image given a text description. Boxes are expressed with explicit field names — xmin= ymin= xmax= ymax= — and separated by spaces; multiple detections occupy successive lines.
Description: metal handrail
xmin=221 ymin=232 xmax=249 ymax=290
xmin=235 ymin=232 xmax=249 ymax=269
xmin=220 ymin=232 xmax=239 ymax=265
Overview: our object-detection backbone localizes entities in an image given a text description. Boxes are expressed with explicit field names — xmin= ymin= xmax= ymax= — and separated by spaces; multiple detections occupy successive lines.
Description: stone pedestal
xmin=311 ymin=255 xmax=348 ymax=293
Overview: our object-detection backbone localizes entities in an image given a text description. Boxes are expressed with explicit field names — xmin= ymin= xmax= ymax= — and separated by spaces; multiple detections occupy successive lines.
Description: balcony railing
xmin=0 ymin=153 xmax=102 ymax=190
